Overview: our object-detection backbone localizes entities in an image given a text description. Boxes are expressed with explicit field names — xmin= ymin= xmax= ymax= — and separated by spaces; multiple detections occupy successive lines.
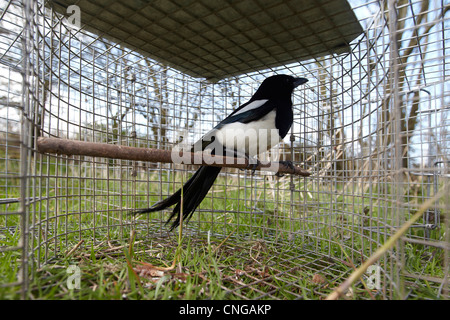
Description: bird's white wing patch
xmin=232 ymin=99 xmax=269 ymax=116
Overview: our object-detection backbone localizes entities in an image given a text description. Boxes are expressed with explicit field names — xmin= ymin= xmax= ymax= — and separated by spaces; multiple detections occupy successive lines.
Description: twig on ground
xmin=213 ymin=227 xmax=237 ymax=253
xmin=65 ymin=240 xmax=84 ymax=258
xmin=326 ymin=189 xmax=445 ymax=300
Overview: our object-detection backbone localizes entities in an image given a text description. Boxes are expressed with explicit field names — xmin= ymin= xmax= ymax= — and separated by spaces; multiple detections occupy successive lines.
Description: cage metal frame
xmin=0 ymin=0 xmax=449 ymax=299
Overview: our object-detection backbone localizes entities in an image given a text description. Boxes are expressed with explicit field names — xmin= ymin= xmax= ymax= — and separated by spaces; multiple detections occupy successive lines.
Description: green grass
xmin=14 ymin=235 xmax=339 ymax=300
xmin=0 ymin=153 xmax=448 ymax=300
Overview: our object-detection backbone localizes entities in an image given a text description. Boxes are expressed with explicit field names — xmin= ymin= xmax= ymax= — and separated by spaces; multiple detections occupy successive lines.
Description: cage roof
xmin=50 ymin=0 xmax=363 ymax=82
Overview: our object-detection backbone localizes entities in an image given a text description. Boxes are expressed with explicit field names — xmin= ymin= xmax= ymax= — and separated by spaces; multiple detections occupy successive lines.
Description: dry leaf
xmin=134 ymin=265 xmax=165 ymax=279
xmin=235 ymin=269 xmax=245 ymax=278
xmin=173 ymin=273 xmax=189 ymax=282
xmin=312 ymin=273 xmax=327 ymax=284
xmin=258 ymin=266 xmax=271 ymax=278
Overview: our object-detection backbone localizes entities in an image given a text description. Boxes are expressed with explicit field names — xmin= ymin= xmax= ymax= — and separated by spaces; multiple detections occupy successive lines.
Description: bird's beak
xmin=293 ymin=77 xmax=308 ymax=88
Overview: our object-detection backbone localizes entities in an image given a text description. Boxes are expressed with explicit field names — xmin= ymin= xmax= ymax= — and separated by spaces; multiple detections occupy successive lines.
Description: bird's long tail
xmin=133 ymin=166 xmax=222 ymax=230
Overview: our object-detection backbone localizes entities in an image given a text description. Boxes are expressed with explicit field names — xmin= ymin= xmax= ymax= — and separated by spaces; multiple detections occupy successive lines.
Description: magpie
xmin=133 ymin=75 xmax=308 ymax=230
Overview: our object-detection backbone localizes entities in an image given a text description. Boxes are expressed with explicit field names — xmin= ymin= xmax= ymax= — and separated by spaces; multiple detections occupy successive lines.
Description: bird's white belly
xmin=216 ymin=111 xmax=281 ymax=157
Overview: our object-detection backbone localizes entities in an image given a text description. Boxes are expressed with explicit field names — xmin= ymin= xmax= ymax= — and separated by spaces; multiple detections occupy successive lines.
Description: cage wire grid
xmin=0 ymin=0 xmax=449 ymax=299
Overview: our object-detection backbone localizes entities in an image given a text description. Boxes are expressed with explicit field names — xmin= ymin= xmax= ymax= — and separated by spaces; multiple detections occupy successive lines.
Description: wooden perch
xmin=36 ymin=137 xmax=310 ymax=177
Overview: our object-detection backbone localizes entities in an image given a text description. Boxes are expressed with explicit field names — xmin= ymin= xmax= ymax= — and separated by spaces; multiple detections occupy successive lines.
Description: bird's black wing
xmin=194 ymin=100 xmax=277 ymax=151
xmin=215 ymin=99 xmax=276 ymax=128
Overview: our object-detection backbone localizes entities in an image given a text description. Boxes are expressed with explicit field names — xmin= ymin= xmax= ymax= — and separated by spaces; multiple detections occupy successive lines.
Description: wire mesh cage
xmin=0 ymin=0 xmax=449 ymax=300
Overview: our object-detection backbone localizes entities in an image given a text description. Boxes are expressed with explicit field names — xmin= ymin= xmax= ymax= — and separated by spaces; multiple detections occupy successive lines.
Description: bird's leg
xmin=279 ymin=160 xmax=295 ymax=170
xmin=246 ymin=156 xmax=261 ymax=175
xmin=275 ymin=160 xmax=296 ymax=177
xmin=223 ymin=147 xmax=259 ymax=174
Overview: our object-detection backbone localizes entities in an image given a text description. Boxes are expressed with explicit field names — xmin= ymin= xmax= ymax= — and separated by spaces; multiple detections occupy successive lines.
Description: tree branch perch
xmin=36 ymin=137 xmax=311 ymax=177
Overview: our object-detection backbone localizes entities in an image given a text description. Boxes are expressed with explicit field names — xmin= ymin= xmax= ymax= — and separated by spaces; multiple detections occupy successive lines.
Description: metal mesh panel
xmin=0 ymin=0 xmax=449 ymax=300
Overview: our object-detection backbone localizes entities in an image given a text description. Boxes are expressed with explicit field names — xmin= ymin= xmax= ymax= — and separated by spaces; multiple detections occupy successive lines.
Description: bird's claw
xmin=279 ymin=160 xmax=295 ymax=170
xmin=246 ymin=160 xmax=260 ymax=175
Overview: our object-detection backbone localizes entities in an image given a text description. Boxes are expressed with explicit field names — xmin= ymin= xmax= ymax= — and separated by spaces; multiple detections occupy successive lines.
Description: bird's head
xmin=252 ymin=74 xmax=308 ymax=100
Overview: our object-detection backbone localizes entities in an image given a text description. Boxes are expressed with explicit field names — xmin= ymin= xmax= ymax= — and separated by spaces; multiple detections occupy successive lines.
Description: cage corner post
xmin=17 ymin=0 xmax=36 ymax=300
xmin=387 ymin=0 xmax=408 ymax=300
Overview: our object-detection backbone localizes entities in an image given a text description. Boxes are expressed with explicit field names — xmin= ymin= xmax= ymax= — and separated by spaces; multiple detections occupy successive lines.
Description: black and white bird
xmin=133 ymin=74 xmax=308 ymax=230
